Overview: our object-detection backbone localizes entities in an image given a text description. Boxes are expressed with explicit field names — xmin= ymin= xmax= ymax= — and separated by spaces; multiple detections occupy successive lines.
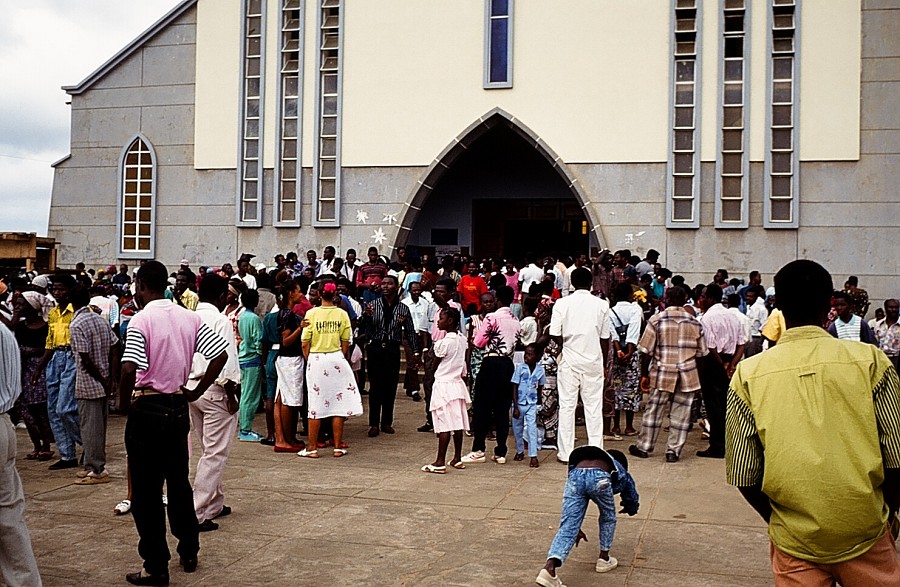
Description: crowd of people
xmin=0 ymin=244 xmax=898 ymax=586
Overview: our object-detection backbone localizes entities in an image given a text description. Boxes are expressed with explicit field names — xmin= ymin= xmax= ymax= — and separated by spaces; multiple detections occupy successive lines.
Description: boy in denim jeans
xmin=536 ymin=447 xmax=639 ymax=587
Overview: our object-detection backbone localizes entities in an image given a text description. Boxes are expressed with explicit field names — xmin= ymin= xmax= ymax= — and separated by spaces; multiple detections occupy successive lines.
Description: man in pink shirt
xmin=697 ymin=282 xmax=745 ymax=459
xmin=120 ymin=261 xmax=229 ymax=586
xmin=462 ymin=285 xmax=521 ymax=465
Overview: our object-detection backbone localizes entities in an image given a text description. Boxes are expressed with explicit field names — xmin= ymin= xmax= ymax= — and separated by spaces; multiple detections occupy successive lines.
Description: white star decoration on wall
xmin=355 ymin=210 xmax=369 ymax=224
xmin=371 ymin=228 xmax=387 ymax=245
xmin=382 ymin=213 xmax=398 ymax=224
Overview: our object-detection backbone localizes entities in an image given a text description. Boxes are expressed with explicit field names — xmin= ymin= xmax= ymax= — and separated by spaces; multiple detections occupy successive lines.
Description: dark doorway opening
xmin=405 ymin=121 xmax=593 ymax=262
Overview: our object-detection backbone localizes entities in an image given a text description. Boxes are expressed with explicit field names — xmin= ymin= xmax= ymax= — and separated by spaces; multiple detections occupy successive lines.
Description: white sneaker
xmin=491 ymin=455 xmax=506 ymax=464
xmin=595 ymin=556 xmax=618 ymax=573
xmin=460 ymin=451 xmax=486 ymax=463
xmin=536 ymin=568 xmax=565 ymax=587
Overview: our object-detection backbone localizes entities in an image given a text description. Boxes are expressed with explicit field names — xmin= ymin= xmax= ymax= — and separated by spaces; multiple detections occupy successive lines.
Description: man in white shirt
xmin=549 ymin=267 xmax=611 ymax=462
xmin=634 ymin=249 xmax=660 ymax=279
xmin=519 ymin=254 xmax=545 ymax=296
xmin=744 ymin=285 xmax=768 ymax=357
xmin=402 ymin=281 xmax=430 ymax=402
xmin=188 ymin=274 xmax=241 ymax=532
xmin=236 ymin=258 xmax=257 ymax=290
xmin=317 ymin=246 xmax=337 ymax=276
xmin=561 ymin=253 xmax=588 ymax=297
xmin=0 ymin=322 xmax=43 ymax=587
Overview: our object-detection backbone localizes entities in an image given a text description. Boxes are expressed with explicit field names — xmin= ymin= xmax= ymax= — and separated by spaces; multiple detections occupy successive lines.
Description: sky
xmin=0 ymin=0 xmax=183 ymax=235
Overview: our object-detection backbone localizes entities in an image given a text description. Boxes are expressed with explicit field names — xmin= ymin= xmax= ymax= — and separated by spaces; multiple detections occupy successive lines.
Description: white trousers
xmin=189 ymin=385 xmax=238 ymax=523
xmin=556 ymin=363 xmax=605 ymax=462
xmin=0 ymin=413 xmax=42 ymax=587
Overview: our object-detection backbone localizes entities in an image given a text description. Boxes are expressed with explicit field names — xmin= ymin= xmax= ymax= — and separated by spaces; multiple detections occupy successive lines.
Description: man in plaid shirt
xmin=69 ymin=285 xmax=119 ymax=484
xmin=629 ymin=286 xmax=708 ymax=463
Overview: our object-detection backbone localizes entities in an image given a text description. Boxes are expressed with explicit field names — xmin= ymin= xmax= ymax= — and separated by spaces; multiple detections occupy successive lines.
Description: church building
xmin=48 ymin=0 xmax=898 ymax=302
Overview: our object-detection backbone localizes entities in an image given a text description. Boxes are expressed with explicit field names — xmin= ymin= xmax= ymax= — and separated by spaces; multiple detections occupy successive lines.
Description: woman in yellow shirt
xmin=299 ymin=281 xmax=363 ymax=457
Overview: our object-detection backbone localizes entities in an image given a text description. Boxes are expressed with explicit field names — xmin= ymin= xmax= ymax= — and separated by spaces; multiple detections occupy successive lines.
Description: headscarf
xmin=22 ymin=291 xmax=53 ymax=322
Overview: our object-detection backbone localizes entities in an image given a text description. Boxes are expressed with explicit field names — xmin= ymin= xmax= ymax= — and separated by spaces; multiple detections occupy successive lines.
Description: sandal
xmin=114 ymin=499 xmax=132 ymax=515
xmin=333 ymin=448 xmax=347 ymax=458
xmin=420 ymin=464 xmax=446 ymax=474
xmin=37 ymin=450 xmax=55 ymax=461
xmin=449 ymin=460 xmax=465 ymax=470
xmin=297 ymin=448 xmax=319 ymax=458
xmin=26 ymin=450 xmax=40 ymax=460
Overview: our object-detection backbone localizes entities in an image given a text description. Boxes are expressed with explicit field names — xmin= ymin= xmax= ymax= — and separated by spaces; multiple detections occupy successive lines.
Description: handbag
xmin=610 ymin=307 xmax=629 ymax=347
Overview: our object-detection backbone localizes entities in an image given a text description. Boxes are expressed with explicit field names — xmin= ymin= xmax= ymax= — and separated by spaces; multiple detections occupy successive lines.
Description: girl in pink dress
xmin=421 ymin=307 xmax=470 ymax=474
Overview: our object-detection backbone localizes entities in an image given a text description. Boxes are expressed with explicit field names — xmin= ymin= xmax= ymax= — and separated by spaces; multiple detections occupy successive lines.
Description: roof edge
xmin=62 ymin=0 xmax=198 ymax=96
xmin=51 ymin=154 xmax=71 ymax=168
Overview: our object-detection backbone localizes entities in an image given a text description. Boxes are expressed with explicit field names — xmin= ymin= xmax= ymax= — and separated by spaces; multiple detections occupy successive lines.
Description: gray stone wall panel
xmin=861 ymin=81 xmax=900 ymax=130
xmin=139 ymin=105 xmax=195 ymax=146
xmin=862 ymin=9 xmax=900 ymax=58
xmin=569 ymin=163 xmax=667 ymax=205
xmin=73 ymin=85 xmax=194 ymax=110
xmin=49 ymin=167 xmax=117 ymax=207
xmin=861 ymin=129 xmax=900 ymax=154
xmin=800 ymin=157 xmax=899 ymax=202
xmin=861 ymin=57 xmax=900 ymax=82
xmin=70 ymin=107 xmax=143 ymax=148
xmin=145 ymin=23 xmax=197 ymax=47
xmin=141 ymin=45 xmax=196 ymax=87
xmin=88 ymin=53 xmax=143 ymax=91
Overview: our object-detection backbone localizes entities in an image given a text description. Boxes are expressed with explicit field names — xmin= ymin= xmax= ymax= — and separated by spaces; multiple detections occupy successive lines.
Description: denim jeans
xmin=45 ymin=349 xmax=81 ymax=460
xmin=548 ymin=468 xmax=617 ymax=563
xmin=511 ymin=403 xmax=539 ymax=457
xmin=125 ymin=394 xmax=199 ymax=575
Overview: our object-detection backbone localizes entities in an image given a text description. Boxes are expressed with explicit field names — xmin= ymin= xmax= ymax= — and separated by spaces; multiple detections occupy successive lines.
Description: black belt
xmin=372 ymin=340 xmax=400 ymax=349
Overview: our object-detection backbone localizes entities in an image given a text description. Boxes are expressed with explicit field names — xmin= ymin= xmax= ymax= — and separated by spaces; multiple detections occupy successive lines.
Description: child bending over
xmin=536 ymin=447 xmax=639 ymax=587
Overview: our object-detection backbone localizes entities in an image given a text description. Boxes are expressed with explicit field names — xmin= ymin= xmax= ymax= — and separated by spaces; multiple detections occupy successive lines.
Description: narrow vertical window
xmin=484 ymin=0 xmax=513 ymax=89
xmin=275 ymin=0 xmax=303 ymax=227
xmin=667 ymin=0 xmax=701 ymax=228
xmin=765 ymin=0 xmax=798 ymax=227
xmin=118 ymin=136 xmax=156 ymax=257
xmin=237 ymin=0 xmax=265 ymax=227
xmin=715 ymin=0 xmax=749 ymax=228
xmin=313 ymin=0 xmax=341 ymax=225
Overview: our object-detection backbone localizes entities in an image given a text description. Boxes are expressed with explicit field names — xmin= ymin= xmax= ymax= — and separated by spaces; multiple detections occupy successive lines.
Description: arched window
xmin=118 ymin=136 xmax=156 ymax=257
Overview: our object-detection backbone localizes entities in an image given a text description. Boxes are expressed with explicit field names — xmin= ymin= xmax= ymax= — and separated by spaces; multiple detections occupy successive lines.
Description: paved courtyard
xmin=16 ymin=393 xmax=773 ymax=586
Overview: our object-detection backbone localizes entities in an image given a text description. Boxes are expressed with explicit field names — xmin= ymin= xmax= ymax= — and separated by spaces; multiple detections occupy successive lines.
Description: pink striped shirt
xmin=699 ymin=303 xmax=746 ymax=355
xmin=122 ymin=300 xmax=227 ymax=393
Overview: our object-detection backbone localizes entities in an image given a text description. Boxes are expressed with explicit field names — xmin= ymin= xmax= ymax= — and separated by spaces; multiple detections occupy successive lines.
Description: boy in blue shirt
xmin=511 ymin=343 xmax=546 ymax=468
xmin=536 ymin=447 xmax=639 ymax=587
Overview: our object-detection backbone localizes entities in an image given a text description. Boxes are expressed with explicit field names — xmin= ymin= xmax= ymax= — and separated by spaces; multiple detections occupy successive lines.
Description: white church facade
xmin=48 ymin=0 xmax=898 ymax=302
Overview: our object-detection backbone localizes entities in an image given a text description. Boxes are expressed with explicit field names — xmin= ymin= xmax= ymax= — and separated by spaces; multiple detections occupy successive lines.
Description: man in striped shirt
xmin=727 ymin=260 xmax=900 ymax=585
xmin=120 ymin=261 xmax=229 ymax=586
xmin=361 ymin=274 xmax=419 ymax=437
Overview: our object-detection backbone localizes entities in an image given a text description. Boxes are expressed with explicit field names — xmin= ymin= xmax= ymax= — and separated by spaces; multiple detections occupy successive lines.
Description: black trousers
xmin=125 ymin=394 xmax=199 ymax=575
xmin=700 ymin=354 xmax=731 ymax=454
xmin=367 ymin=342 xmax=401 ymax=428
xmin=472 ymin=356 xmax=515 ymax=457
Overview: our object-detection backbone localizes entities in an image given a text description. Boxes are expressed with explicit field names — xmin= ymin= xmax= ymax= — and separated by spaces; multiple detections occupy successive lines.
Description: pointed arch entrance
xmin=394 ymin=109 xmax=605 ymax=260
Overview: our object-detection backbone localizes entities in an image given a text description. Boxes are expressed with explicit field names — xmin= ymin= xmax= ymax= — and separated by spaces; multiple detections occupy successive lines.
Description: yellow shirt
xmin=300 ymin=306 xmax=350 ymax=354
xmin=45 ymin=304 xmax=75 ymax=349
xmin=726 ymin=326 xmax=900 ymax=564
xmin=760 ymin=308 xmax=785 ymax=342
xmin=180 ymin=289 xmax=199 ymax=311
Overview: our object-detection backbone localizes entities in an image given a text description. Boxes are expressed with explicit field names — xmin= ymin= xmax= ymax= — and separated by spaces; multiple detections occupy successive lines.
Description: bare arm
xmin=32 ymin=349 xmax=54 ymax=385
xmin=182 ymin=351 xmax=228 ymax=401
xmin=737 ymin=484 xmax=772 ymax=523
xmin=78 ymin=351 xmax=111 ymax=395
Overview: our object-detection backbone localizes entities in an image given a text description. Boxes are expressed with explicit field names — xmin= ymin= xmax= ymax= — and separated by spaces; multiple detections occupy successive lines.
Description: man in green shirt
xmin=237 ymin=289 xmax=264 ymax=442
xmin=726 ymin=259 xmax=900 ymax=585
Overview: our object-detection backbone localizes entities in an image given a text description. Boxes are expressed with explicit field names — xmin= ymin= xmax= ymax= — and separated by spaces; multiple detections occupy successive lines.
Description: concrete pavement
xmin=15 ymin=394 xmax=772 ymax=586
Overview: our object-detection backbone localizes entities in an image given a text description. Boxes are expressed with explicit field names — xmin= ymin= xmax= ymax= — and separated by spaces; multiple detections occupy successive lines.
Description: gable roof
xmin=62 ymin=0 xmax=197 ymax=95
